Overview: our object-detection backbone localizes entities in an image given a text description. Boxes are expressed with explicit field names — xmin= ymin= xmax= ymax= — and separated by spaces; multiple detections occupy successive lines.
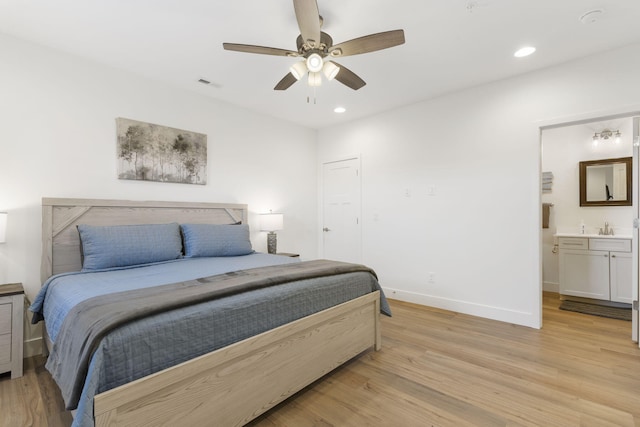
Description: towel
xmin=542 ymin=203 xmax=552 ymax=229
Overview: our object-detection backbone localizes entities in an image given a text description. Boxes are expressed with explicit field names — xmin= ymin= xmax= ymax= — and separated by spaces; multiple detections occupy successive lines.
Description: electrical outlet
xmin=428 ymin=272 xmax=435 ymax=283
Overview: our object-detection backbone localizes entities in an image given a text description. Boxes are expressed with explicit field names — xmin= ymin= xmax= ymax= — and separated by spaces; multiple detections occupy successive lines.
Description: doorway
xmin=541 ymin=115 xmax=639 ymax=342
xmin=321 ymin=157 xmax=361 ymax=263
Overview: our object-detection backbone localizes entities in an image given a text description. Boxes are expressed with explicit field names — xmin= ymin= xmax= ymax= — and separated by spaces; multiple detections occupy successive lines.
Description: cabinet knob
xmin=611 ymin=254 xmax=616 ymax=258
xmin=322 ymin=227 xmax=331 ymax=232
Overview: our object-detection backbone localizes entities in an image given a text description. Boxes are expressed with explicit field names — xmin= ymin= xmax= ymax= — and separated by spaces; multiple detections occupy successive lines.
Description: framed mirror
xmin=579 ymin=157 xmax=632 ymax=206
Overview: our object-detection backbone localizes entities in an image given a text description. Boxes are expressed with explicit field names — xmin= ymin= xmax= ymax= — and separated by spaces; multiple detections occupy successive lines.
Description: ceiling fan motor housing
xmin=296 ymin=32 xmax=334 ymax=58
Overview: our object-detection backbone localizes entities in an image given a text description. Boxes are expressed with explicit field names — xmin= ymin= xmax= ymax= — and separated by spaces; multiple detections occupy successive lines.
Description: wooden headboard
xmin=41 ymin=198 xmax=248 ymax=282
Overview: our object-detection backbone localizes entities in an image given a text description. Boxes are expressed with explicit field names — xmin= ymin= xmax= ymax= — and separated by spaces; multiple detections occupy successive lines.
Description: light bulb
xmin=306 ymin=53 xmax=324 ymax=73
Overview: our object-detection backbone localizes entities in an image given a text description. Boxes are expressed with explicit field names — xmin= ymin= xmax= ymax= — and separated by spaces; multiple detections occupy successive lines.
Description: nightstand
xmin=276 ymin=252 xmax=300 ymax=258
xmin=0 ymin=283 xmax=24 ymax=379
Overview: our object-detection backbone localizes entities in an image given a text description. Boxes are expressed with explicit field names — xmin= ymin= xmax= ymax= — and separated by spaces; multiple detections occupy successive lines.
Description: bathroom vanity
xmin=557 ymin=234 xmax=632 ymax=305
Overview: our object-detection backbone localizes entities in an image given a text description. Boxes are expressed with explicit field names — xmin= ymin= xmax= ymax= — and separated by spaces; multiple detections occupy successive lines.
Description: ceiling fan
xmin=223 ymin=0 xmax=405 ymax=91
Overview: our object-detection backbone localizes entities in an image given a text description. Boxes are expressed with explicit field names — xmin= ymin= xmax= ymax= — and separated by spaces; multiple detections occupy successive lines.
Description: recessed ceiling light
xmin=334 ymin=107 xmax=346 ymax=114
xmin=514 ymin=46 xmax=536 ymax=58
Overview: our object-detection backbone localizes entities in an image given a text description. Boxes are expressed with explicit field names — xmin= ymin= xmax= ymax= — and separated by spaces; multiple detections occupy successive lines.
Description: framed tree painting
xmin=116 ymin=118 xmax=207 ymax=185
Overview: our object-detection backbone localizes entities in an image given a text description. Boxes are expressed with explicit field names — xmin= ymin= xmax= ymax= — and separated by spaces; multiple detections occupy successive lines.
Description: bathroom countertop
xmin=554 ymin=232 xmax=632 ymax=239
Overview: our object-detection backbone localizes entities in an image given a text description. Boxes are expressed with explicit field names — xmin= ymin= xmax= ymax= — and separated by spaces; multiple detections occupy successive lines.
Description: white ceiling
xmin=2 ymin=0 xmax=640 ymax=129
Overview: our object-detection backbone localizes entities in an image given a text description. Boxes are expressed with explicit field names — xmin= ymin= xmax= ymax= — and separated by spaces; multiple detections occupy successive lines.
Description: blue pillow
xmin=77 ymin=223 xmax=182 ymax=271
xmin=181 ymin=223 xmax=253 ymax=257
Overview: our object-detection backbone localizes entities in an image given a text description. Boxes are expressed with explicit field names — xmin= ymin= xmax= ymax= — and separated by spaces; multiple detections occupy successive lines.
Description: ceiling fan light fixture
xmin=290 ymin=61 xmax=307 ymax=80
xmin=306 ymin=53 xmax=324 ymax=73
xmin=308 ymin=72 xmax=322 ymax=87
xmin=322 ymin=61 xmax=340 ymax=80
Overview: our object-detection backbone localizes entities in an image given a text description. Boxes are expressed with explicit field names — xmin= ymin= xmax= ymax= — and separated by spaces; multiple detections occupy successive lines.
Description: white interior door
xmin=322 ymin=158 xmax=361 ymax=263
xmin=632 ymin=116 xmax=639 ymax=344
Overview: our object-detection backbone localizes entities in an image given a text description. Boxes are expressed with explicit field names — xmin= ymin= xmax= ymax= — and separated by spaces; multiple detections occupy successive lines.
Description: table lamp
xmin=260 ymin=211 xmax=283 ymax=254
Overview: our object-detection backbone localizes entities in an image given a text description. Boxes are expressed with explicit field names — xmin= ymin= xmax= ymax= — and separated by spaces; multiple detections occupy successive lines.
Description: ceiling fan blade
xmin=330 ymin=61 xmax=366 ymax=90
xmin=223 ymin=43 xmax=298 ymax=57
xmin=274 ymin=72 xmax=298 ymax=90
xmin=293 ymin=0 xmax=321 ymax=48
xmin=329 ymin=29 xmax=405 ymax=57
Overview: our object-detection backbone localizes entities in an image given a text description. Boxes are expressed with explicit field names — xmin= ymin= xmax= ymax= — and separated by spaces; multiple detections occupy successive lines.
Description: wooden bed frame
xmin=41 ymin=197 xmax=381 ymax=426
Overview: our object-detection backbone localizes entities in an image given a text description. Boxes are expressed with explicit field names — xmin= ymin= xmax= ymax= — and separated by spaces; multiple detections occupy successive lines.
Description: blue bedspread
xmin=30 ymin=254 xmax=389 ymax=427
xmin=31 ymin=253 xmax=299 ymax=341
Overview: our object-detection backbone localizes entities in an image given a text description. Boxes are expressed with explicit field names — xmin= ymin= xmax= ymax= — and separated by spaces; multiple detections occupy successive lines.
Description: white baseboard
xmin=382 ymin=286 xmax=540 ymax=329
xmin=543 ymin=281 xmax=559 ymax=293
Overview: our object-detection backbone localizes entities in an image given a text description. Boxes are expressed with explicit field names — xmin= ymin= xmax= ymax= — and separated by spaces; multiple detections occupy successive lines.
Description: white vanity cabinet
xmin=558 ymin=236 xmax=632 ymax=304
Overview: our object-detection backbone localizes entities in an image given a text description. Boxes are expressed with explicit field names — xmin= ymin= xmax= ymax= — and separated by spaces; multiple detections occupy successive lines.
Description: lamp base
xmin=267 ymin=232 xmax=277 ymax=254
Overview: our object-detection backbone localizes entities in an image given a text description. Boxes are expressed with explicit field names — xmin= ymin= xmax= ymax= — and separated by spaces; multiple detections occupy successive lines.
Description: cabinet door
xmin=610 ymin=251 xmax=633 ymax=304
xmin=559 ymin=249 xmax=610 ymax=300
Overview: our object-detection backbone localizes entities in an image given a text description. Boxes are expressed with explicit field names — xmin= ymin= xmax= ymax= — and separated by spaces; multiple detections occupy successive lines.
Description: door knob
xmin=323 ymin=227 xmax=331 ymax=232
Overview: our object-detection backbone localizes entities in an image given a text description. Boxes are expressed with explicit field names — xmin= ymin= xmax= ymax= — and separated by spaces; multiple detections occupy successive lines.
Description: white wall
xmin=0 ymin=34 xmax=319 ymax=350
xmin=318 ymin=43 xmax=640 ymax=328
xmin=541 ymin=119 xmax=633 ymax=292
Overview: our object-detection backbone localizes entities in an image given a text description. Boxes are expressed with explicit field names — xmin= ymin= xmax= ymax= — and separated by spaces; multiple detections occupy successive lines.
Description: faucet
xmin=601 ymin=222 xmax=614 ymax=236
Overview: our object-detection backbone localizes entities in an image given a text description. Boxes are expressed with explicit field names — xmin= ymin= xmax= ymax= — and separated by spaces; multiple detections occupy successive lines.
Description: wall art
xmin=116 ymin=117 xmax=207 ymax=185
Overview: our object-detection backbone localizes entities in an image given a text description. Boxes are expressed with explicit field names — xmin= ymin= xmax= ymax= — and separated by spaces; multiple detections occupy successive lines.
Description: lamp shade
xmin=290 ymin=61 xmax=307 ymax=80
xmin=260 ymin=212 xmax=283 ymax=232
xmin=0 ymin=212 xmax=6 ymax=243
xmin=323 ymin=61 xmax=340 ymax=80
xmin=308 ymin=72 xmax=322 ymax=87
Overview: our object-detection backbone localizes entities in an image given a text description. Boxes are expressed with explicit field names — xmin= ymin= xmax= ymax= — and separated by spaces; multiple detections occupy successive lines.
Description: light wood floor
xmin=2 ymin=292 xmax=639 ymax=427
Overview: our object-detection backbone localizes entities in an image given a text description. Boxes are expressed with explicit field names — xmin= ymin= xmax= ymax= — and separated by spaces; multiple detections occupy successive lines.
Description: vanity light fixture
xmin=592 ymin=129 xmax=621 ymax=146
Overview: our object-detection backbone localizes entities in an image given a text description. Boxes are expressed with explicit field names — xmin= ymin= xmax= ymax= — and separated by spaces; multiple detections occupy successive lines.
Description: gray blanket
xmin=46 ymin=259 xmax=384 ymax=407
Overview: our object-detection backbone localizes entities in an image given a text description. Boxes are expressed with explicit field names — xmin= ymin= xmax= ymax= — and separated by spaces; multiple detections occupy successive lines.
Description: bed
xmin=32 ymin=197 xmax=389 ymax=427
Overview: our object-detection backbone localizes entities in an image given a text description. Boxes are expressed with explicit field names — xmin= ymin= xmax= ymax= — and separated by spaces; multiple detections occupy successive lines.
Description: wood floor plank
xmin=1 ymin=292 xmax=639 ymax=427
